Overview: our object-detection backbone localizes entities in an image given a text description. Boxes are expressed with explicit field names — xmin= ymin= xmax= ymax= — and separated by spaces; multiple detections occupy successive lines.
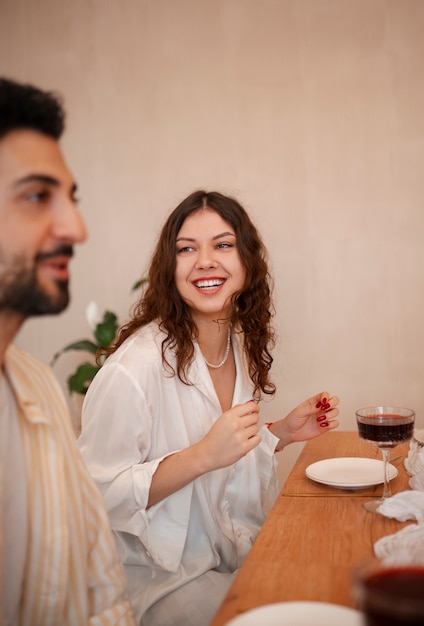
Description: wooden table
xmin=210 ymin=431 xmax=412 ymax=625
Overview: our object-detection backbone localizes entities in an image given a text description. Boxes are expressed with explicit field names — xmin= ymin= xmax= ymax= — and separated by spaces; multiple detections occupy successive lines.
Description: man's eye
xmin=26 ymin=190 xmax=50 ymax=203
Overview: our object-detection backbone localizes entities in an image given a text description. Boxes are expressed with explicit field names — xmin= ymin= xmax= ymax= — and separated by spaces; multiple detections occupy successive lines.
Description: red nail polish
xmin=320 ymin=421 xmax=329 ymax=428
xmin=321 ymin=397 xmax=327 ymax=404
xmin=323 ymin=403 xmax=331 ymax=411
xmin=315 ymin=401 xmax=322 ymax=409
xmin=317 ymin=415 xmax=327 ymax=422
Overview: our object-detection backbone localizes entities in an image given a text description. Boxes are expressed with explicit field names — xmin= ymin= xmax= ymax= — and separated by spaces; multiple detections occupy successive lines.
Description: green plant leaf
xmin=67 ymin=362 xmax=100 ymax=395
xmin=52 ymin=277 xmax=147 ymax=395
xmin=94 ymin=310 xmax=118 ymax=347
xmin=132 ymin=277 xmax=148 ymax=291
xmin=51 ymin=339 xmax=99 ymax=366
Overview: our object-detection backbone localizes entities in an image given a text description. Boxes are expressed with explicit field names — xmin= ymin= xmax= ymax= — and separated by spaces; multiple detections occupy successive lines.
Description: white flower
xmin=86 ymin=301 xmax=102 ymax=331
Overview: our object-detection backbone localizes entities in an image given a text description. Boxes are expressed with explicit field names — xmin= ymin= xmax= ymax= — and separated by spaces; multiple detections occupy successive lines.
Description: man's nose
xmin=53 ymin=199 xmax=87 ymax=244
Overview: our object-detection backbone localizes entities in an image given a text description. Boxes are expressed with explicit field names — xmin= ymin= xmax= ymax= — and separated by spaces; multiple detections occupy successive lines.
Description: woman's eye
xmin=177 ymin=246 xmax=194 ymax=254
xmin=216 ymin=242 xmax=233 ymax=249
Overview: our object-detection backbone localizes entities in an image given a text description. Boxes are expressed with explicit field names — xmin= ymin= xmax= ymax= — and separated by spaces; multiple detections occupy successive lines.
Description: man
xmin=0 ymin=78 xmax=136 ymax=625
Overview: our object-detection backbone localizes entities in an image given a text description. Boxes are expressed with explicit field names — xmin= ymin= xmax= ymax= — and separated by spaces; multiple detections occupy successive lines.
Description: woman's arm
xmin=147 ymin=400 xmax=261 ymax=507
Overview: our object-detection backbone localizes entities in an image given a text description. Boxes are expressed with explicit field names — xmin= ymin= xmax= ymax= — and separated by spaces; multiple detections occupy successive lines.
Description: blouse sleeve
xmin=78 ymin=360 xmax=192 ymax=572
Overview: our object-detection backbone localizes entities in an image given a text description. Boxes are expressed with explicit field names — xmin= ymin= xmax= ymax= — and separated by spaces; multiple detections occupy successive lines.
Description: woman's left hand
xmin=269 ymin=391 xmax=340 ymax=450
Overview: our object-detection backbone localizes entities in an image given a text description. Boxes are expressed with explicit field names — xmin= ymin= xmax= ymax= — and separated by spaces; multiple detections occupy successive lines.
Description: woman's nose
xmin=195 ymin=247 xmax=218 ymax=269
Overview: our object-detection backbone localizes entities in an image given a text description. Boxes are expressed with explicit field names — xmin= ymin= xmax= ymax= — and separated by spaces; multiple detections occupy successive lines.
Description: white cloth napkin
xmin=374 ymin=438 xmax=424 ymax=563
xmin=377 ymin=490 xmax=424 ymax=522
xmin=374 ymin=522 xmax=424 ymax=564
xmin=405 ymin=439 xmax=424 ymax=489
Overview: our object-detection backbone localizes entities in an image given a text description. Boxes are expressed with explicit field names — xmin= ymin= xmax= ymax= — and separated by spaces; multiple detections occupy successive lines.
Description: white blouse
xmin=78 ymin=322 xmax=280 ymax=620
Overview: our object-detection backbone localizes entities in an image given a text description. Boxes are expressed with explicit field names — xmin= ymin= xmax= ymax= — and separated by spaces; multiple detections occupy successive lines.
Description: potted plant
xmin=51 ymin=278 xmax=146 ymax=395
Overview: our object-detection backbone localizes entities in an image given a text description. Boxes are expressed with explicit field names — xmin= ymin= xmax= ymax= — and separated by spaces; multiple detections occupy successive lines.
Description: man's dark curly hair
xmin=0 ymin=77 xmax=65 ymax=140
xmin=101 ymin=190 xmax=276 ymax=399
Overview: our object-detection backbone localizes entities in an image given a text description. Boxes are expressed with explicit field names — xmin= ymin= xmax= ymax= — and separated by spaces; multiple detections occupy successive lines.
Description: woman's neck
xmin=196 ymin=320 xmax=232 ymax=369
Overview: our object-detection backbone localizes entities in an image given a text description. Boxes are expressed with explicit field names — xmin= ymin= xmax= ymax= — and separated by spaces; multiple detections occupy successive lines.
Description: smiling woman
xmin=78 ymin=189 xmax=340 ymax=626
xmin=174 ymin=207 xmax=246 ymax=329
xmin=93 ymin=190 xmax=277 ymax=400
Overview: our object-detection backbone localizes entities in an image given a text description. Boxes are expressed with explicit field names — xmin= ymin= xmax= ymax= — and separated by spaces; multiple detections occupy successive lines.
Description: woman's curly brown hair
xmin=100 ymin=190 xmax=276 ymax=399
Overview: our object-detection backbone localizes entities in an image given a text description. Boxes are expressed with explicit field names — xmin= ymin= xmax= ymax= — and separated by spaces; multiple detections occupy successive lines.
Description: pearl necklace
xmin=203 ymin=326 xmax=231 ymax=369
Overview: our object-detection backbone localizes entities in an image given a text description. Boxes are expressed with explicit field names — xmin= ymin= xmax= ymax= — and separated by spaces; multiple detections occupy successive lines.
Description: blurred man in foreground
xmin=0 ymin=77 xmax=136 ymax=626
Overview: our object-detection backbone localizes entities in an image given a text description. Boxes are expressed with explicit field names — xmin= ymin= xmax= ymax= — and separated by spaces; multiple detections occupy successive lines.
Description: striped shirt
xmin=1 ymin=345 xmax=137 ymax=626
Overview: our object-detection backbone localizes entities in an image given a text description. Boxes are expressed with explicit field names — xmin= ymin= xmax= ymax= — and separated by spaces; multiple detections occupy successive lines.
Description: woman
xmin=78 ymin=190 xmax=339 ymax=625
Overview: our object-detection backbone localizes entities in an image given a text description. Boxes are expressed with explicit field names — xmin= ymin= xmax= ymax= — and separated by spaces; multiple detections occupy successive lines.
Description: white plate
xmin=305 ymin=457 xmax=398 ymax=490
xmin=226 ymin=601 xmax=362 ymax=625
xmin=414 ymin=429 xmax=424 ymax=445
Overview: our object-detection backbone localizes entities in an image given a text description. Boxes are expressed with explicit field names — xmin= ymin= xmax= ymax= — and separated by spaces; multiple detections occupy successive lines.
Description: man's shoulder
xmin=6 ymin=343 xmax=52 ymax=375
xmin=5 ymin=343 xmax=63 ymax=402
xmin=5 ymin=344 xmax=76 ymax=434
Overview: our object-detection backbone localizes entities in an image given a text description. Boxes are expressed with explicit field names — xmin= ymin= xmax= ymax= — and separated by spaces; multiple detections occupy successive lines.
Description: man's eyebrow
xmin=13 ymin=174 xmax=60 ymax=189
xmin=13 ymin=174 xmax=78 ymax=197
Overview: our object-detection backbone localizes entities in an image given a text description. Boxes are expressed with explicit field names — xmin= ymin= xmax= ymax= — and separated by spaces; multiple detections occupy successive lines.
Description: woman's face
xmin=174 ymin=208 xmax=246 ymax=322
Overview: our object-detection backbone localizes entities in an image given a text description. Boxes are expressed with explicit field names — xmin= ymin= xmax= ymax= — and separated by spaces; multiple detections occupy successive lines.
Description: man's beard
xmin=0 ymin=247 xmax=72 ymax=316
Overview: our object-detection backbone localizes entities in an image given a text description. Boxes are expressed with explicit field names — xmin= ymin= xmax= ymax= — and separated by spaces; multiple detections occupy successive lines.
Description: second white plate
xmin=226 ymin=601 xmax=362 ymax=625
xmin=305 ymin=457 xmax=398 ymax=489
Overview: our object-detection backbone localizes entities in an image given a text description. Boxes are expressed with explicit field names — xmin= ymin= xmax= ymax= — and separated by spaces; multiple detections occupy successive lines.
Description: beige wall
xmin=1 ymin=0 xmax=424 ymax=484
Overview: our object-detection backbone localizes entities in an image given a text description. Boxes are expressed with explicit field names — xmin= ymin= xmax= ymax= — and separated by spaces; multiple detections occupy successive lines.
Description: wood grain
xmin=210 ymin=432 xmax=413 ymax=625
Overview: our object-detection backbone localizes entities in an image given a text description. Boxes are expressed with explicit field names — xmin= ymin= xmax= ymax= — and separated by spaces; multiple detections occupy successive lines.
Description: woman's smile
xmin=192 ymin=277 xmax=227 ymax=293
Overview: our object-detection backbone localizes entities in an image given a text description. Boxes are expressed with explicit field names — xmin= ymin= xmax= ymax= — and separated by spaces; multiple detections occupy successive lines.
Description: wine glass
xmin=356 ymin=406 xmax=415 ymax=513
xmin=353 ymin=557 xmax=424 ymax=625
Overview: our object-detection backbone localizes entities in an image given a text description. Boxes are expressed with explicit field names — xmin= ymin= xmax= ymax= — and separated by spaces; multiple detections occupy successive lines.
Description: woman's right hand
xmin=199 ymin=400 xmax=261 ymax=472
xmin=147 ymin=400 xmax=261 ymax=507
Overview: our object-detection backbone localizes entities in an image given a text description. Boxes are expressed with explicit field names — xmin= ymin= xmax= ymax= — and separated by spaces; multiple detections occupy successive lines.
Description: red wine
xmin=361 ymin=566 xmax=424 ymax=625
xmin=357 ymin=414 xmax=414 ymax=447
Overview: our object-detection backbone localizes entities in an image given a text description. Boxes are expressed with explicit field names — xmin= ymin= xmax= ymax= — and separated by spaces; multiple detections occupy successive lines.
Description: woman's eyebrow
xmin=176 ymin=236 xmax=195 ymax=243
xmin=176 ymin=231 xmax=235 ymax=243
xmin=212 ymin=231 xmax=235 ymax=240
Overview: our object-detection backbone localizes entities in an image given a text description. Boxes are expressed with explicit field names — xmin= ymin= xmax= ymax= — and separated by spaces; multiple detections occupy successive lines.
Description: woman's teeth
xmin=195 ymin=279 xmax=225 ymax=290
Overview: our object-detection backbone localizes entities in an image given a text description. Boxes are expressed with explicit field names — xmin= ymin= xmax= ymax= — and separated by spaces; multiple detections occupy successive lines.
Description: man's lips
xmin=38 ymin=255 xmax=73 ymax=280
xmin=36 ymin=245 xmax=74 ymax=280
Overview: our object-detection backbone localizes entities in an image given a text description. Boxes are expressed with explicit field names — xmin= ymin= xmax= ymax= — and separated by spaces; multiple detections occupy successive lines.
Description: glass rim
xmin=356 ymin=406 xmax=415 ymax=419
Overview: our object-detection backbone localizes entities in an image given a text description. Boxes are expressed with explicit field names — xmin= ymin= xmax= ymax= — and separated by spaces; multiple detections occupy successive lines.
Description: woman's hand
xmin=269 ymin=392 xmax=340 ymax=450
xmin=147 ymin=400 xmax=261 ymax=507
xmin=200 ymin=400 xmax=261 ymax=472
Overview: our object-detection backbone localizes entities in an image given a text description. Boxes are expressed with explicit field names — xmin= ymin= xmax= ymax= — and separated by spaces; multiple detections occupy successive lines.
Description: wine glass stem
xmin=381 ymin=447 xmax=392 ymax=500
